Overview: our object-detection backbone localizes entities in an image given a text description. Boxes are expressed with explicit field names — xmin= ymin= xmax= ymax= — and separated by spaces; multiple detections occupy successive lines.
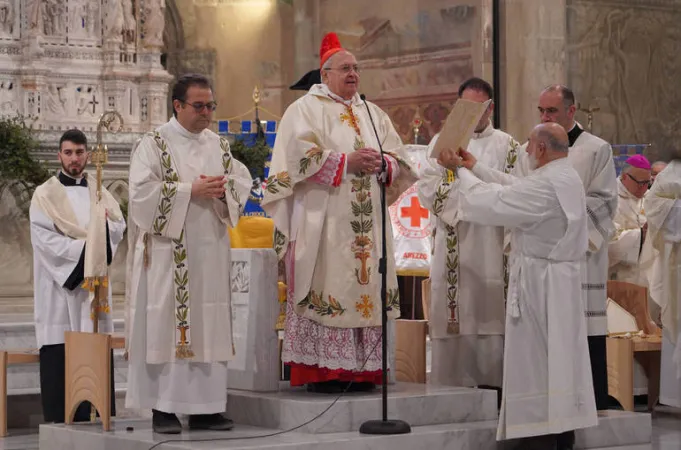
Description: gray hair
xmin=542 ymin=84 xmax=576 ymax=109
xmin=620 ymin=163 xmax=633 ymax=175
xmin=536 ymin=129 xmax=569 ymax=153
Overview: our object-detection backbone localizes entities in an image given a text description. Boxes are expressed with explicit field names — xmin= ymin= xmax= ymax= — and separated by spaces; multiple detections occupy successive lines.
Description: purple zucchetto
xmin=625 ymin=154 xmax=651 ymax=170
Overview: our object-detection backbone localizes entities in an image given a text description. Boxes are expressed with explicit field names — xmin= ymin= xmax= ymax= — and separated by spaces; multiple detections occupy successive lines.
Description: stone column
xmin=499 ymin=0 xmax=567 ymax=140
xmin=292 ymin=0 xmax=319 ymax=82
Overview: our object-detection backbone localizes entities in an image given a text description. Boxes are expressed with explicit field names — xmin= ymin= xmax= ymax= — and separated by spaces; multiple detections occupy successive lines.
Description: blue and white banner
xmin=218 ymin=120 xmax=277 ymax=217
xmin=611 ymin=144 xmax=650 ymax=176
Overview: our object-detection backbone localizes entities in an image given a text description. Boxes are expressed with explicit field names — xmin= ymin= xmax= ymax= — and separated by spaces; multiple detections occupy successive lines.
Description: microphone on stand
xmin=358 ymin=94 xmax=411 ymax=436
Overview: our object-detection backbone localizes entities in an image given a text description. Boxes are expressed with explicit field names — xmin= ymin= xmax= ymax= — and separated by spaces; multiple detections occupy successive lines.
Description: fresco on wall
xmin=320 ymin=1 xmax=488 ymax=144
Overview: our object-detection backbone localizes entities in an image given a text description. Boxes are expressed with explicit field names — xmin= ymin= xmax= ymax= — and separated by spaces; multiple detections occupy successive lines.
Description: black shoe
xmin=188 ymin=413 xmax=234 ymax=431
xmin=152 ymin=409 xmax=182 ymax=434
xmin=346 ymin=382 xmax=376 ymax=392
xmin=306 ymin=381 xmax=344 ymax=394
xmin=556 ymin=430 xmax=575 ymax=450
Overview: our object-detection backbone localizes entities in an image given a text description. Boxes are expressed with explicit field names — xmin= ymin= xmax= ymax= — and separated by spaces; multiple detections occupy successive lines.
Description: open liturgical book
xmin=429 ymin=98 xmax=492 ymax=159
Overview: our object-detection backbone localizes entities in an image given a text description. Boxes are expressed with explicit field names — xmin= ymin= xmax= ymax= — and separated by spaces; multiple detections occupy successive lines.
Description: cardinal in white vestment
xmin=513 ymin=85 xmax=617 ymax=410
xmin=643 ymin=159 xmax=681 ymax=408
xmin=30 ymin=129 xmax=126 ymax=423
xmin=125 ymin=74 xmax=252 ymax=434
xmin=440 ymin=122 xmax=597 ymax=450
xmin=417 ymin=77 xmax=518 ymax=394
xmin=261 ymin=33 xmax=416 ymax=393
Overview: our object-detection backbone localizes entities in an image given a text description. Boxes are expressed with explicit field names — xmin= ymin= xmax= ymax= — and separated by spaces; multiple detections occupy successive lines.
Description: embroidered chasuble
xmin=417 ymin=125 xmax=519 ymax=387
xmin=125 ymin=117 xmax=252 ymax=365
xmin=644 ymin=161 xmax=681 ymax=407
xmin=261 ymin=84 xmax=416 ymax=382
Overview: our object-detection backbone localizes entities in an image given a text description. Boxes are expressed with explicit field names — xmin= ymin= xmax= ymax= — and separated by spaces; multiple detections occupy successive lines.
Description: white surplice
xmin=417 ymin=125 xmax=519 ymax=387
xmin=514 ymin=130 xmax=617 ymax=336
xmin=125 ymin=117 xmax=252 ymax=414
xmin=30 ymin=173 xmax=126 ymax=347
xmin=457 ymin=158 xmax=597 ymax=440
xmin=643 ymin=161 xmax=681 ymax=407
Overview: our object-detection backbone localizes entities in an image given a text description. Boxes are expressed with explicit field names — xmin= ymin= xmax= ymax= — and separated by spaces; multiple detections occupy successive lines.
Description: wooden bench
xmin=0 ymin=334 xmax=125 ymax=437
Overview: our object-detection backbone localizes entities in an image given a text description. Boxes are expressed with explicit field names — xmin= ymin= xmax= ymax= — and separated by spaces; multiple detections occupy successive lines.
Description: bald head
xmin=526 ymin=123 xmax=569 ymax=170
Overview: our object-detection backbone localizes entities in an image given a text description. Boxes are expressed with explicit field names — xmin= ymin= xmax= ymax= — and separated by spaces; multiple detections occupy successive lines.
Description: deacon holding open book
xmin=29 ymin=129 xmax=126 ymax=423
xmin=417 ymin=78 xmax=519 ymax=399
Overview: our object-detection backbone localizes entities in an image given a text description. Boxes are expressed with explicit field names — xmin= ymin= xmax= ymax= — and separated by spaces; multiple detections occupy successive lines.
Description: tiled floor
xmin=2 ymin=407 xmax=679 ymax=450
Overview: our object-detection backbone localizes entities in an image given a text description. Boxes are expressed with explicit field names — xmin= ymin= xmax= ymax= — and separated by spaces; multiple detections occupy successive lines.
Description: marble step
xmin=38 ymin=410 xmax=652 ymax=450
xmin=227 ymin=383 xmax=498 ymax=434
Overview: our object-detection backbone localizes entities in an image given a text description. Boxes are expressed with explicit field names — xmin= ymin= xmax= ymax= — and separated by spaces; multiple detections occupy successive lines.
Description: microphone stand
xmin=358 ymin=94 xmax=411 ymax=435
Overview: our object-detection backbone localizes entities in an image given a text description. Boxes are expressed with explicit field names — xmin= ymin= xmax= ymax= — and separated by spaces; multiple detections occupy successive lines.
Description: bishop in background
xmin=30 ymin=129 xmax=126 ymax=423
xmin=125 ymin=74 xmax=252 ymax=434
xmin=262 ymin=33 xmax=416 ymax=393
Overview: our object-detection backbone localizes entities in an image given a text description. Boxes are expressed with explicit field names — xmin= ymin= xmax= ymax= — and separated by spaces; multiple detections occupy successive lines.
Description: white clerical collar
xmin=59 ymin=170 xmax=87 ymax=186
xmin=472 ymin=122 xmax=494 ymax=139
xmin=170 ymin=116 xmax=203 ymax=140
xmin=312 ymin=84 xmax=361 ymax=106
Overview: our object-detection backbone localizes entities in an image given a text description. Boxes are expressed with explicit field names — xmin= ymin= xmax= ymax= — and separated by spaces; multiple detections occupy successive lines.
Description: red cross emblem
xmin=400 ymin=196 xmax=429 ymax=228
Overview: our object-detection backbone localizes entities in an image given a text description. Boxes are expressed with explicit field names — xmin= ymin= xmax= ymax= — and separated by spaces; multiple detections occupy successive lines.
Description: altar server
xmin=125 ymin=74 xmax=252 ymax=434
xmin=418 ymin=77 xmax=519 ymax=395
xmin=261 ymin=33 xmax=416 ymax=393
xmin=30 ymin=129 xmax=126 ymax=423
xmin=513 ymin=85 xmax=618 ymax=410
xmin=440 ymin=122 xmax=597 ymax=450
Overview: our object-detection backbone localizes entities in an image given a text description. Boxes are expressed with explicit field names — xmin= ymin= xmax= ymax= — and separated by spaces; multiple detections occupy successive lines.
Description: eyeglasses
xmin=626 ymin=173 xmax=651 ymax=187
xmin=181 ymin=101 xmax=218 ymax=112
xmin=324 ymin=64 xmax=361 ymax=74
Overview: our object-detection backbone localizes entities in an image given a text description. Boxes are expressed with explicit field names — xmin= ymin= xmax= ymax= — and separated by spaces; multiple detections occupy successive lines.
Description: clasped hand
xmin=347 ymin=148 xmax=384 ymax=175
xmin=192 ymin=175 xmax=226 ymax=199
xmin=437 ymin=148 xmax=477 ymax=171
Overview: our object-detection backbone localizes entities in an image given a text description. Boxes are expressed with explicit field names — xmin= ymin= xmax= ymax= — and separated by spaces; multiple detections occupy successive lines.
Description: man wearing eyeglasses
xmin=262 ymin=33 xmax=416 ymax=394
xmin=125 ymin=74 xmax=253 ymax=433
xmin=512 ymin=85 xmax=618 ymax=412
xmin=609 ymin=155 xmax=655 ymax=300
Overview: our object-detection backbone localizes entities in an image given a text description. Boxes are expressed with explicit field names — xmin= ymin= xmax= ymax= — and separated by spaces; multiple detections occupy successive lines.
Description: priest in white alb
xmin=643 ymin=157 xmax=681 ymax=408
xmin=261 ymin=33 xmax=416 ymax=393
xmin=30 ymin=129 xmax=126 ymax=423
xmin=125 ymin=74 xmax=252 ymax=434
xmin=513 ymin=85 xmax=618 ymax=410
xmin=440 ymin=122 xmax=597 ymax=450
xmin=417 ymin=77 xmax=519 ymax=395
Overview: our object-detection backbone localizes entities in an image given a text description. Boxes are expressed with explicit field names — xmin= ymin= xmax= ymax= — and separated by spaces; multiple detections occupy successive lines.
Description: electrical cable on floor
xmin=147 ymin=333 xmax=384 ymax=450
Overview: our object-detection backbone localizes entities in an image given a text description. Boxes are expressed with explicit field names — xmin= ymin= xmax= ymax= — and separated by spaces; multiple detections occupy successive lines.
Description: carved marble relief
xmin=70 ymin=0 xmax=100 ymax=39
xmin=0 ymin=0 xmax=15 ymax=37
xmin=42 ymin=0 xmax=66 ymax=36
xmin=567 ymin=0 xmax=681 ymax=160
xmin=142 ymin=0 xmax=165 ymax=48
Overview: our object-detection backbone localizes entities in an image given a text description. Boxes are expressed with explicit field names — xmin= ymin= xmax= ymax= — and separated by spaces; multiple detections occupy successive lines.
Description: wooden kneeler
xmin=64 ymin=331 xmax=113 ymax=431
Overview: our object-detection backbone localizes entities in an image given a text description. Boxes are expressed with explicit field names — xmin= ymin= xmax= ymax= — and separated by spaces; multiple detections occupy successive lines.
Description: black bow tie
xmin=58 ymin=172 xmax=88 ymax=187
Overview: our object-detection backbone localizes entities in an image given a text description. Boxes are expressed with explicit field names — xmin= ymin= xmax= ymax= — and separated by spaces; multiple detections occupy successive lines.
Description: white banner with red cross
xmin=389 ymin=145 xmax=433 ymax=277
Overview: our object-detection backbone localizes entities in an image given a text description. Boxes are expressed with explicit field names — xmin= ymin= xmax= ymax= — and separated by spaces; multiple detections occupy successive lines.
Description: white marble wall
xmin=228 ymin=248 xmax=280 ymax=392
